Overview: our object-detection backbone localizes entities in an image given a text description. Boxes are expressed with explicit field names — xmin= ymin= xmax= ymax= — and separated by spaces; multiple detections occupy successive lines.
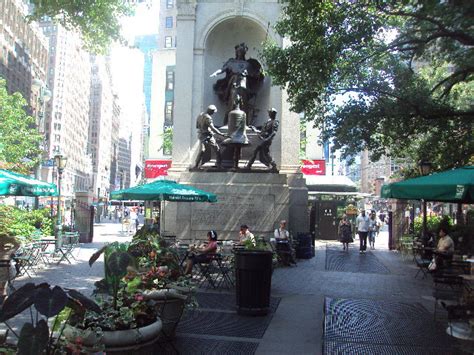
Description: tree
xmin=28 ymin=1 xmax=133 ymax=53
xmin=0 ymin=79 xmax=42 ymax=174
xmin=263 ymin=0 xmax=474 ymax=174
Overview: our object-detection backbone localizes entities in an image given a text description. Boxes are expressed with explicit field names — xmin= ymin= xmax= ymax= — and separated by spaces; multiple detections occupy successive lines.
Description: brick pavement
xmin=2 ymin=224 xmax=471 ymax=354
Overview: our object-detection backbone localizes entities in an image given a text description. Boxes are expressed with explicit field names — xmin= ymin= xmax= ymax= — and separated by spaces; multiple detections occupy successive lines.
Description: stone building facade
xmin=0 ymin=0 xmax=48 ymax=105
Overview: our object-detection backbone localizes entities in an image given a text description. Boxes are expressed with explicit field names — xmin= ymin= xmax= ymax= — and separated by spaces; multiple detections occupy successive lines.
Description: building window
xmin=166 ymin=0 xmax=173 ymax=8
xmin=165 ymin=36 xmax=172 ymax=48
xmin=166 ymin=70 xmax=174 ymax=90
xmin=165 ymin=17 xmax=173 ymax=28
xmin=165 ymin=101 xmax=173 ymax=125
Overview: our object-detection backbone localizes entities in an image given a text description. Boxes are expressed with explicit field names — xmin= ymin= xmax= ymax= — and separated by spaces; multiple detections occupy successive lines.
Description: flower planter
xmin=65 ymin=318 xmax=162 ymax=354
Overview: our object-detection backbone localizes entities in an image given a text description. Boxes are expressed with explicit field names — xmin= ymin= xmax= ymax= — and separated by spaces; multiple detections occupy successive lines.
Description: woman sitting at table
xmin=184 ymin=230 xmax=218 ymax=275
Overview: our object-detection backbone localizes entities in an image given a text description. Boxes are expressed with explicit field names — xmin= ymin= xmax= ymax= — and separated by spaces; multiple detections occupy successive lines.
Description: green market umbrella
xmin=110 ymin=179 xmax=217 ymax=236
xmin=110 ymin=179 xmax=217 ymax=202
xmin=380 ymin=166 xmax=474 ymax=203
xmin=0 ymin=169 xmax=58 ymax=197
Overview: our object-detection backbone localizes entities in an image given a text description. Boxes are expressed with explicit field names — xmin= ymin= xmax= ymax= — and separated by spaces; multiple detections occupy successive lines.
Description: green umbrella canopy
xmin=110 ymin=180 xmax=217 ymax=202
xmin=380 ymin=166 xmax=474 ymax=203
xmin=0 ymin=169 xmax=58 ymax=197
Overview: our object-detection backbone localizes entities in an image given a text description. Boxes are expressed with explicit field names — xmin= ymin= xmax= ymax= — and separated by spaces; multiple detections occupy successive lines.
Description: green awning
xmin=110 ymin=180 xmax=217 ymax=202
xmin=380 ymin=166 xmax=474 ymax=203
xmin=0 ymin=169 xmax=58 ymax=197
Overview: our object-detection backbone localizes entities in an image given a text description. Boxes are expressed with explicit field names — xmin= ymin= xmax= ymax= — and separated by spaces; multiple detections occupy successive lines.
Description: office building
xmin=149 ymin=0 xmax=177 ymax=159
xmin=0 ymin=0 xmax=48 ymax=112
xmin=40 ymin=23 xmax=93 ymax=197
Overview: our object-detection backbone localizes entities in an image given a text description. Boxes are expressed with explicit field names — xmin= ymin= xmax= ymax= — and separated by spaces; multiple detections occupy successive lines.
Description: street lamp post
xmin=32 ymin=79 xmax=51 ymax=209
xmin=54 ymin=154 xmax=67 ymax=249
xmin=418 ymin=159 xmax=432 ymax=237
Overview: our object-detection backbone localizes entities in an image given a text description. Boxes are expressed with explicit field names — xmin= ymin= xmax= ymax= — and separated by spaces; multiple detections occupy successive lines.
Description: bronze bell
xmin=223 ymin=100 xmax=249 ymax=145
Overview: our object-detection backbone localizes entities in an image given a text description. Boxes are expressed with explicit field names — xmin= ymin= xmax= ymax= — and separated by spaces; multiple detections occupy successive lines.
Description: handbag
xmin=428 ymin=257 xmax=437 ymax=271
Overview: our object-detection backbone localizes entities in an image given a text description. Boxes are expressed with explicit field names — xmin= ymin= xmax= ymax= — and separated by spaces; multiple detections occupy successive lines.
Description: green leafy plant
xmin=0 ymin=206 xmax=54 ymax=243
xmin=89 ymin=242 xmax=135 ymax=309
xmin=414 ymin=215 xmax=453 ymax=236
xmin=0 ymin=283 xmax=100 ymax=354
xmin=243 ymin=237 xmax=269 ymax=251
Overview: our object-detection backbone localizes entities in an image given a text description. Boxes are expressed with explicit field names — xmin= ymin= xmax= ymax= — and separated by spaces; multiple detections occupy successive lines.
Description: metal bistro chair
xmin=13 ymin=244 xmax=41 ymax=278
xmin=0 ymin=258 xmax=17 ymax=297
xmin=413 ymin=246 xmax=432 ymax=279
xmin=196 ymin=253 xmax=234 ymax=289
xmin=61 ymin=232 xmax=80 ymax=261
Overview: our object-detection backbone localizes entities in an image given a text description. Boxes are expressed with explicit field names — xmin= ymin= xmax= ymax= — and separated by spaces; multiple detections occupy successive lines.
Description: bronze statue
xmin=222 ymin=96 xmax=249 ymax=170
xmin=194 ymin=105 xmax=226 ymax=169
xmin=246 ymin=108 xmax=279 ymax=172
xmin=210 ymin=43 xmax=264 ymax=125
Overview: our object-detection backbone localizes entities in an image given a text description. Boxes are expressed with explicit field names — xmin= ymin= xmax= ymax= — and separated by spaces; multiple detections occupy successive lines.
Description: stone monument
xmin=166 ymin=0 xmax=308 ymax=240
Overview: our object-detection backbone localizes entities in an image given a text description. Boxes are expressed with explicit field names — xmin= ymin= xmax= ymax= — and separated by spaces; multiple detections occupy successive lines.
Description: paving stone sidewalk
xmin=2 ymin=224 xmax=472 ymax=354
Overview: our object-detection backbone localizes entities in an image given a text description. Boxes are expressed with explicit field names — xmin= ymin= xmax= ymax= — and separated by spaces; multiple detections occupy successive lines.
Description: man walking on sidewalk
xmin=356 ymin=210 xmax=370 ymax=253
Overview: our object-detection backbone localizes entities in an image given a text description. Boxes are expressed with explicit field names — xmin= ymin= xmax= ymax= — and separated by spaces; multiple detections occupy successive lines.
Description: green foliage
xmin=413 ymin=215 xmax=453 ymax=235
xmin=263 ymin=1 xmax=474 ymax=174
xmin=0 ymin=79 xmax=42 ymax=174
xmin=0 ymin=282 xmax=100 ymax=354
xmin=28 ymin=1 xmax=134 ymax=54
xmin=0 ymin=206 xmax=53 ymax=242
xmin=243 ymin=237 xmax=269 ymax=251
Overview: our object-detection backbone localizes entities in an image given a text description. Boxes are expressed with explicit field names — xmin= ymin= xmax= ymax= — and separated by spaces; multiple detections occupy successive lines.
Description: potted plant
xmin=64 ymin=246 xmax=162 ymax=353
xmin=235 ymin=238 xmax=273 ymax=316
xmin=126 ymin=232 xmax=194 ymax=341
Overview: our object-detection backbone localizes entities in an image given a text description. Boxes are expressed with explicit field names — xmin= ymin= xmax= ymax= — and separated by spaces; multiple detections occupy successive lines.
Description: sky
xmin=121 ymin=0 xmax=160 ymax=42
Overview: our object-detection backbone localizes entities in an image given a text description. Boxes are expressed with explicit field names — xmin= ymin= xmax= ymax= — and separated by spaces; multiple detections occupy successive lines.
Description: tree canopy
xmin=29 ymin=0 xmax=133 ymax=53
xmin=263 ymin=0 xmax=473 ymax=175
xmin=0 ymin=79 xmax=42 ymax=174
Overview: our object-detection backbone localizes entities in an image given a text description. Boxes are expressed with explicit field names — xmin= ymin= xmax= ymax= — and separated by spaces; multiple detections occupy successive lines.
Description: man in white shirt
xmin=274 ymin=220 xmax=289 ymax=240
xmin=356 ymin=210 xmax=370 ymax=253
xmin=239 ymin=224 xmax=256 ymax=246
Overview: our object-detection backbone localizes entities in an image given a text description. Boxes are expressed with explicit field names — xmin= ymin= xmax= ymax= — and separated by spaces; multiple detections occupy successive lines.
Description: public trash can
xmin=235 ymin=250 xmax=273 ymax=316
xmin=296 ymin=233 xmax=313 ymax=259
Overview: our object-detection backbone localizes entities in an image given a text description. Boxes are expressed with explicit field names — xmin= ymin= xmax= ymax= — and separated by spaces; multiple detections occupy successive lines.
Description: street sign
xmin=301 ymin=159 xmax=326 ymax=175
xmin=42 ymin=159 xmax=54 ymax=167
xmin=144 ymin=159 xmax=172 ymax=178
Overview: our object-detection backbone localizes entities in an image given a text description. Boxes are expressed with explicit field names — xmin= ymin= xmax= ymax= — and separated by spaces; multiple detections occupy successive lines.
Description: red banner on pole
xmin=301 ymin=159 xmax=326 ymax=175
xmin=144 ymin=160 xmax=172 ymax=178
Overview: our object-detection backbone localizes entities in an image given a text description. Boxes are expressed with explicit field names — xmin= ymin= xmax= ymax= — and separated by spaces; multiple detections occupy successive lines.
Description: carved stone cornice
xmin=177 ymin=0 xmax=197 ymax=21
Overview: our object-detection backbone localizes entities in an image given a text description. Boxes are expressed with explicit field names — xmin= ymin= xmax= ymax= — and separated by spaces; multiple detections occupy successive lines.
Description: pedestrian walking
xmin=356 ymin=210 xmax=370 ymax=253
xmin=338 ymin=215 xmax=353 ymax=251
xmin=368 ymin=211 xmax=378 ymax=250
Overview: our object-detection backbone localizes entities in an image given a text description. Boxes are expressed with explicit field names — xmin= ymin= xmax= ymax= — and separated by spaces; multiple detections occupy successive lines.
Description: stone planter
xmin=65 ymin=319 xmax=162 ymax=354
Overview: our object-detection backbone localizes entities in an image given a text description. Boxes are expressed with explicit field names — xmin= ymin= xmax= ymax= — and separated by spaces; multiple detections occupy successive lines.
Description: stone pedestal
xmin=164 ymin=172 xmax=308 ymax=241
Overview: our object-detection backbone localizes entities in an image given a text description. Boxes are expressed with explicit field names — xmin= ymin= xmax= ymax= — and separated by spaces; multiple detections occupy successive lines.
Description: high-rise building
xmin=110 ymin=95 xmax=121 ymax=191
xmin=359 ymin=150 xmax=407 ymax=194
xmin=110 ymin=46 xmax=146 ymax=188
xmin=89 ymin=56 xmax=116 ymax=201
xmin=0 ymin=0 xmax=48 ymax=109
xmin=135 ymin=34 xmax=158 ymax=159
xmin=149 ymin=0 xmax=177 ymax=159
xmin=39 ymin=23 xmax=92 ymax=197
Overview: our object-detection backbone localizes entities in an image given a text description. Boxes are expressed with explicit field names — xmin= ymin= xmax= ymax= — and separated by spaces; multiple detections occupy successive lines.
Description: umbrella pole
xmin=422 ymin=199 xmax=427 ymax=237
xmin=160 ymin=200 xmax=164 ymax=236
